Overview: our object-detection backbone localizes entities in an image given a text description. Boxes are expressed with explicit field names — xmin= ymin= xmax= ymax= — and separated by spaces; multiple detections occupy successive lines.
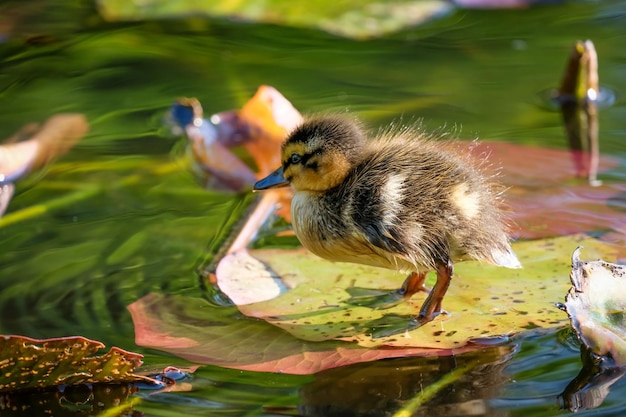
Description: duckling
xmin=254 ymin=115 xmax=521 ymax=323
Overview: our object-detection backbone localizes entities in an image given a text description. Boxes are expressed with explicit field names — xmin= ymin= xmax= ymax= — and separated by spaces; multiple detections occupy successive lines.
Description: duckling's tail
xmin=492 ymin=247 xmax=523 ymax=269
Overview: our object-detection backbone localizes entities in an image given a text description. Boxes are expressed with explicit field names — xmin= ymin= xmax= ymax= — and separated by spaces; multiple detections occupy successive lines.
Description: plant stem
xmin=392 ymin=361 xmax=475 ymax=417
xmin=0 ymin=185 xmax=99 ymax=228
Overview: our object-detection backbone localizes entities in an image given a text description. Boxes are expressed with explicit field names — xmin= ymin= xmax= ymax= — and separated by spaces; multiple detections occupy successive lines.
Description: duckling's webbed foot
xmin=345 ymin=288 xmax=405 ymax=309
xmin=345 ymin=271 xmax=429 ymax=310
xmin=416 ymin=260 xmax=453 ymax=323
xmin=398 ymin=271 xmax=429 ymax=297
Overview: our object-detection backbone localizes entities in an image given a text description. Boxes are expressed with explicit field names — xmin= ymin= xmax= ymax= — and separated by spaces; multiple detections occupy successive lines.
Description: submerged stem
xmin=392 ymin=361 xmax=475 ymax=417
xmin=0 ymin=185 xmax=100 ymax=228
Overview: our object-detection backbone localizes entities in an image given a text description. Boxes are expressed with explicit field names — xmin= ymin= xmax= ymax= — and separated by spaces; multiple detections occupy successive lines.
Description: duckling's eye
xmin=289 ymin=153 xmax=302 ymax=165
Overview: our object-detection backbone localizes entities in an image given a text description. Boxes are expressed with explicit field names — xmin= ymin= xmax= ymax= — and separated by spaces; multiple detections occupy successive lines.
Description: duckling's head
xmin=254 ymin=115 xmax=366 ymax=192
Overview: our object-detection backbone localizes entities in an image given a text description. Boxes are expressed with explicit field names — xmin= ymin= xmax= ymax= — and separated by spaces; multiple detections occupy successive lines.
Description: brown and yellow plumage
xmin=254 ymin=114 xmax=521 ymax=323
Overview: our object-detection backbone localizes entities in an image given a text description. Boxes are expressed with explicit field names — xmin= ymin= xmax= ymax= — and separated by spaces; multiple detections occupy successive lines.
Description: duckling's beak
xmin=253 ymin=166 xmax=290 ymax=190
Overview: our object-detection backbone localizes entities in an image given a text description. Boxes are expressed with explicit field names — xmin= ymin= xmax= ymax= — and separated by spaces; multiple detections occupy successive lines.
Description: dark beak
xmin=253 ymin=166 xmax=290 ymax=190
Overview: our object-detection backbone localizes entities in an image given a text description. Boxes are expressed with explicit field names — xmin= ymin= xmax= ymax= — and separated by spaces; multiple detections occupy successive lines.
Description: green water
xmin=1 ymin=1 xmax=625 ymax=416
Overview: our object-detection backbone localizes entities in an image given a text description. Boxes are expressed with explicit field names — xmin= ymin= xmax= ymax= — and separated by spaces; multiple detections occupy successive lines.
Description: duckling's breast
xmin=290 ymin=190 xmax=422 ymax=273
xmin=290 ymin=191 xmax=345 ymax=260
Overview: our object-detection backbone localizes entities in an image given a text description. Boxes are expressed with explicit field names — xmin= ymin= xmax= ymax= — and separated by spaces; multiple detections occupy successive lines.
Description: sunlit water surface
xmin=1 ymin=1 xmax=625 ymax=416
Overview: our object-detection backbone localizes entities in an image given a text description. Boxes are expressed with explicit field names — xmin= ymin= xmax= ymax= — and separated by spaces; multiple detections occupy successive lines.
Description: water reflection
xmin=296 ymin=345 xmax=513 ymax=417
xmin=559 ymin=345 xmax=626 ymax=412
xmin=0 ymin=384 xmax=139 ymax=417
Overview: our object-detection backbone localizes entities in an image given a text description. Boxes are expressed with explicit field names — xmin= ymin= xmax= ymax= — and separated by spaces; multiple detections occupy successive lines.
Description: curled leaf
xmin=0 ymin=114 xmax=89 ymax=184
xmin=170 ymin=86 xmax=301 ymax=197
xmin=209 ymin=85 xmax=302 ymax=178
xmin=558 ymin=248 xmax=626 ymax=412
xmin=562 ymin=248 xmax=626 ymax=365
xmin=0 ymin=183 xmax=13 ymax=217
xmin=170 ymin=97 xmax=257 ymax=192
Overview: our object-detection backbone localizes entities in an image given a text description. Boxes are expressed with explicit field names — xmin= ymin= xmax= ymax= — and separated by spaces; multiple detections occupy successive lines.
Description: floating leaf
xmin=0 ymin=335 xmax=163 ymax=393
xmin=97 ymin=1 xmax=453 ymax=40
xmin=215 ymin=249 xmax=290 ymax=305
xmin=217 ymin=235 xmax=619 ymax=349
xmin=132 ymin=236 xmax=620 ymax=375
xmin=170 ymin=97 xmax=257 ymax=192
xmin=169 ymin=86 xmax=300 ymax=204
xmin=561 ymin=248 xmax=626 ymax=365
xmin=467 ymin=141 xmax=625 ymax=241
xmin=0 ymin=114 xmax=89 ymax=184
xmin=187 ymin=122 xmax=258 ymax=192
xmin=199 ymin=86 xmax=299 ymax=221
xmin=129 ymin=292 xmax=490 ymax=375
xmin=221 ymin=85 xmax=303 ymax=178
xmin=454 ymin=0 xmax=553 ymax=8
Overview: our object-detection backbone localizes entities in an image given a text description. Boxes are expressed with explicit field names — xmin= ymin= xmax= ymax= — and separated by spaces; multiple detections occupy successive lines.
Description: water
xmin=1 ymin=1 xmax=625 ymax=416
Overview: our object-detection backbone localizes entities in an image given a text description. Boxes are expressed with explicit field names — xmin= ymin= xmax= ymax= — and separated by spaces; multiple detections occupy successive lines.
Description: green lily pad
xmin=97 ymin=1 xmax=452 ymax=39
xmin=129 ymin=292 xmax=496 ymax=374
xmin=131 ymin=236 xmax=621 ymax=374
xmin=219 ymin=235 xmax=620 ymax=348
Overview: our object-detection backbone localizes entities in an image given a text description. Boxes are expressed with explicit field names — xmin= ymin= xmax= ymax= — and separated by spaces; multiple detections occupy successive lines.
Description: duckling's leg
xmin=399 ymin=271 xmax=429 ymax=298
xmin=417 ymin=260 xmax=453 ymax=322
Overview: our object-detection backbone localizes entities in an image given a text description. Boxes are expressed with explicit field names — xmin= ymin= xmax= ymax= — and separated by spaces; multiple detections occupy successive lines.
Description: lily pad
xmin=129 ymin=292 xmax=492 ymax=375
xmin=466 ymin=141 xmax=626 ymax=241
xmin=131 ymin=236 xmax=620 ymax=374
xmin=97 ymin=1 xmax=453 ymax=40
xmin=0 ymin=335 xmax=162 ymax=393
xmin=218 ymin=235 xmax=619 ymax=349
